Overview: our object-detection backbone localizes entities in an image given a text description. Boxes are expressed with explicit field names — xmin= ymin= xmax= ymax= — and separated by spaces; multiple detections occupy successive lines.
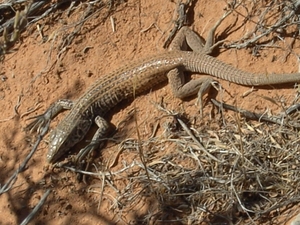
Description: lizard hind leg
xmin=169 ymin=26 xmax=206 ymax=52
xmin=166 ymin=10 xmax=231 ymax=116
xmin=167 ymin=68 xmax=214 ymax=117
xmin=169 ymin=8 xmax=231 ymax=54
xmin=167 ymin=27 xmax=215 ymax=117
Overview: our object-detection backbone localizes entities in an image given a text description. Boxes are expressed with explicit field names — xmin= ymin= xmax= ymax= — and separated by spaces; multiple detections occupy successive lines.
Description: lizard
xmin=27 ymin=13 xmax=300 ymax=164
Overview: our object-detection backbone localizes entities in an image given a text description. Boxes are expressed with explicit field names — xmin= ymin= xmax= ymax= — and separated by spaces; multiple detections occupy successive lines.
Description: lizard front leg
xmin=26 ymin=99 xmax=74 ymax=134
xmin=74 ymin=116 xmax=112 ymax=164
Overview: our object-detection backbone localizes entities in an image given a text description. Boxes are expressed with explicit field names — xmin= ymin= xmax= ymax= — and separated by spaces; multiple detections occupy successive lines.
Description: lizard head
xmin=46 ymin=119 xmax=92 ymax=163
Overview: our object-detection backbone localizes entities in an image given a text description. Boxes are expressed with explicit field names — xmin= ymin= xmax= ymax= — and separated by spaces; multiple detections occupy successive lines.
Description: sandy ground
xmin=0 ymin=0 xmax=300 ymax=224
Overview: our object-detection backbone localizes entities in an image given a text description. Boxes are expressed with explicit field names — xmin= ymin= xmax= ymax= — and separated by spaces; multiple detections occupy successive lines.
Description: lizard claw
xmin=25 ymin=99 xmax=73 ymax=135
xmin=75 ymin=141 xmax=100 ymax=165
xmin=25 ymin=113 xmax=51 ymax=135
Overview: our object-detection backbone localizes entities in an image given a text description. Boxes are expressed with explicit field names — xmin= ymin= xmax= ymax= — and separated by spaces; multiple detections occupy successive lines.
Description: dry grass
xmin=83 ymin=103 xmax=300 ymax=224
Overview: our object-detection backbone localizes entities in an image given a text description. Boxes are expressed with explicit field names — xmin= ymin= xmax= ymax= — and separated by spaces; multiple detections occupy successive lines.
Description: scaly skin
xmin=28 ymin=26 xmax=300 ymax=163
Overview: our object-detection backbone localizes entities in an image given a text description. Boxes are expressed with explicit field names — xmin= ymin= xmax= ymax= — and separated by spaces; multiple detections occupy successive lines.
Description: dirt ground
xmin=0 ymin=0 xmax=300 ymax=224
